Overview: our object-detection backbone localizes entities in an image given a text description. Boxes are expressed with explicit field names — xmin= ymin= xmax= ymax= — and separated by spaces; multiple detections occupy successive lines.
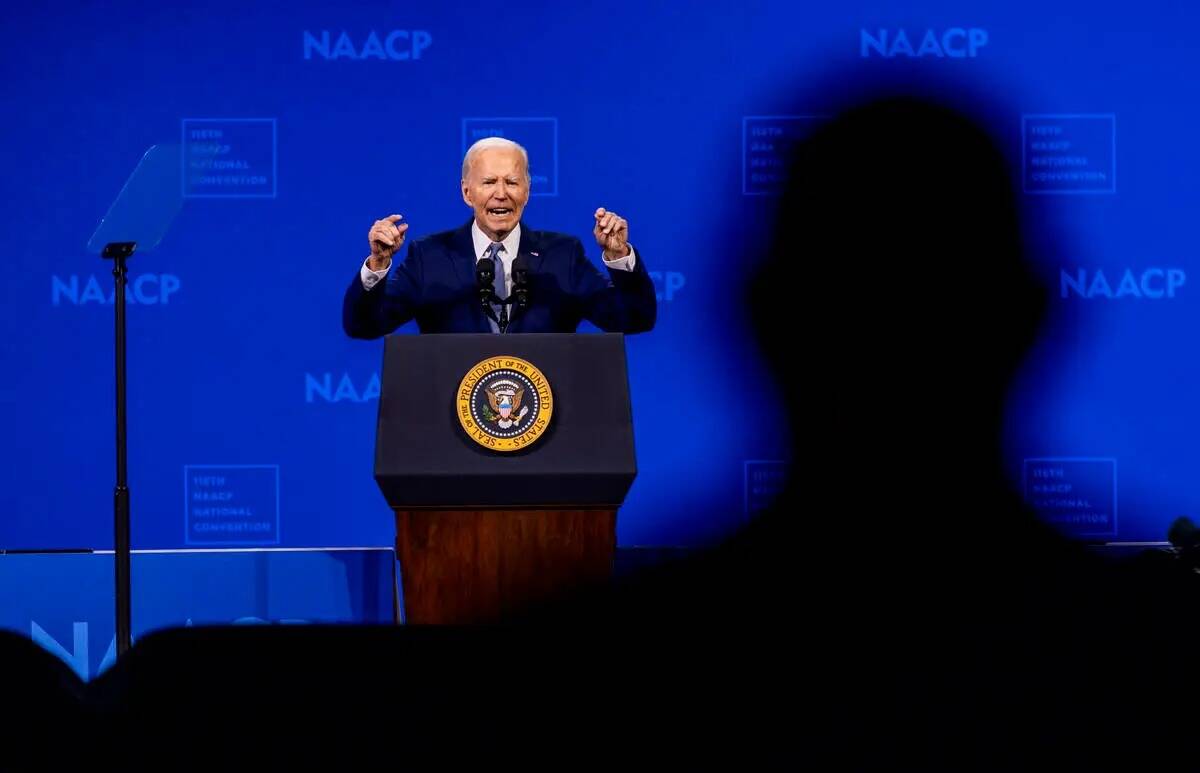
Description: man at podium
xmin=343 ymin=137 xmax=657 ymax=337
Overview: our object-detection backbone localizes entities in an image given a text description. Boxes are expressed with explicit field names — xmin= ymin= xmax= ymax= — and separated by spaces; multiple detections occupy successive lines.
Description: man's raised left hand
xmin=594 ymin=208 xmax=631 ymax=261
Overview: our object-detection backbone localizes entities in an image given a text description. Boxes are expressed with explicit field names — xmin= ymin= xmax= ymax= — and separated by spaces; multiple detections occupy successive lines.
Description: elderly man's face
xmin=461 ymin=147 xmax=530 ymax=240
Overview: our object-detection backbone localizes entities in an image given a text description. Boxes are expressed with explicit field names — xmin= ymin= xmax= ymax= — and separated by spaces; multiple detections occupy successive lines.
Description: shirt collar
xmin=471 ymin=220 xmax=521 ymax=261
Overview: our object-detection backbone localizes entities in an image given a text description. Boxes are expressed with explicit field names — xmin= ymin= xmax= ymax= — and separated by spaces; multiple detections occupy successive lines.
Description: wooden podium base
xmin=394 ymin=508 xmax=617 ymax=625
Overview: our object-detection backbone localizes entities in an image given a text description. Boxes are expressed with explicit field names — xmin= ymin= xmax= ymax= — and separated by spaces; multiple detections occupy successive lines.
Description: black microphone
xmin=475 ymin=257 xmax=496 ymax=309
xmin=512 ymin=255 xmax=531 ymax=309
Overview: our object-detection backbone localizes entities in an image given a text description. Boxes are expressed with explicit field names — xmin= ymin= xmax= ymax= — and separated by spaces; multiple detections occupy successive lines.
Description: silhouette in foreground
xmin=513 ymin=94 xmax=1200 ymax=767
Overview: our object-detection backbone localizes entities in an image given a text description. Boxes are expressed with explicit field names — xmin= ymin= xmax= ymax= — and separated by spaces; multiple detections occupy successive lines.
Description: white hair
xmin=461 ymin=137 xmax=530 ymax=181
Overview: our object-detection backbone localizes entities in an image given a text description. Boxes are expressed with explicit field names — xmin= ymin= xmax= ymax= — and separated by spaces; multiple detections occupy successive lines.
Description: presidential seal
xmin=456 ymin=356 xmax=554 ymax=452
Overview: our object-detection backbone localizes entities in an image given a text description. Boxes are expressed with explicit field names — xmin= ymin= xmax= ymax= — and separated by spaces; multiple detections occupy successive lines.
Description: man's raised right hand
xmin=367 ymin=214 xmax=408 ymax=271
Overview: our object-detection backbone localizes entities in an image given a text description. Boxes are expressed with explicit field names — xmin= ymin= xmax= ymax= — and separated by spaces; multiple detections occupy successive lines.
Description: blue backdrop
xmin=1 ymin=0 xmax=1194 ymax=550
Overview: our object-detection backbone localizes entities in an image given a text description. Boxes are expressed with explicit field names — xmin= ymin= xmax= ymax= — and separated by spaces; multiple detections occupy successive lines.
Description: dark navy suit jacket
xmin=343 ymin=220 xmax=657 ymax=337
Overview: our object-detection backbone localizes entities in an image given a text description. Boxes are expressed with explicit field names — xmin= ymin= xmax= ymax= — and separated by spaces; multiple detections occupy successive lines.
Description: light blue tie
xmin=485 ymin=242 xmax=505 ymax=333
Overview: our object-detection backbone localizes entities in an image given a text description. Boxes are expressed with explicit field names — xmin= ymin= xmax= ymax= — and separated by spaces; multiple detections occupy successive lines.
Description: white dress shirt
xmin=359 ymin=220 xmax=637 ymax=291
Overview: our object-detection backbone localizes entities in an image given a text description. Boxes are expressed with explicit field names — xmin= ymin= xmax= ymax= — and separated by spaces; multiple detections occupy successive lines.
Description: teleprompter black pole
xmin=103 ymin=241 xmax=136 ymax=657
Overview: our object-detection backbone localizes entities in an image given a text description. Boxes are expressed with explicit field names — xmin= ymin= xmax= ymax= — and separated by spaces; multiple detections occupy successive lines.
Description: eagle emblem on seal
xmin=483 ymin=379 xmax=531 ymax=429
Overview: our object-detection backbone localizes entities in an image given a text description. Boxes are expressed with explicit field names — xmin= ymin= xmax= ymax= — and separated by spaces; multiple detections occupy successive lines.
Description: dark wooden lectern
xmin=375 ymin=334 xmax=637 ymax=624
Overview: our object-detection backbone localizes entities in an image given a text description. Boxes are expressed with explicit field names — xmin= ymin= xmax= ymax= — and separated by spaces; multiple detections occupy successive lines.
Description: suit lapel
xmin=448 ymin=219 xmax=491 ymax=333
xmin=508 ymin=225 xmax=544 ymax=333
xmin=516 ymin=224 xmax=546 ymax=274
xmin=449 ymin=218 xmax=478 ymax=287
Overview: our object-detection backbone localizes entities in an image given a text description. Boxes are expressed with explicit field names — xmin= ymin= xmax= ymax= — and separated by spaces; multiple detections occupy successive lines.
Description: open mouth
xmin=488 ymin=208 xmax=513 ymax=216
